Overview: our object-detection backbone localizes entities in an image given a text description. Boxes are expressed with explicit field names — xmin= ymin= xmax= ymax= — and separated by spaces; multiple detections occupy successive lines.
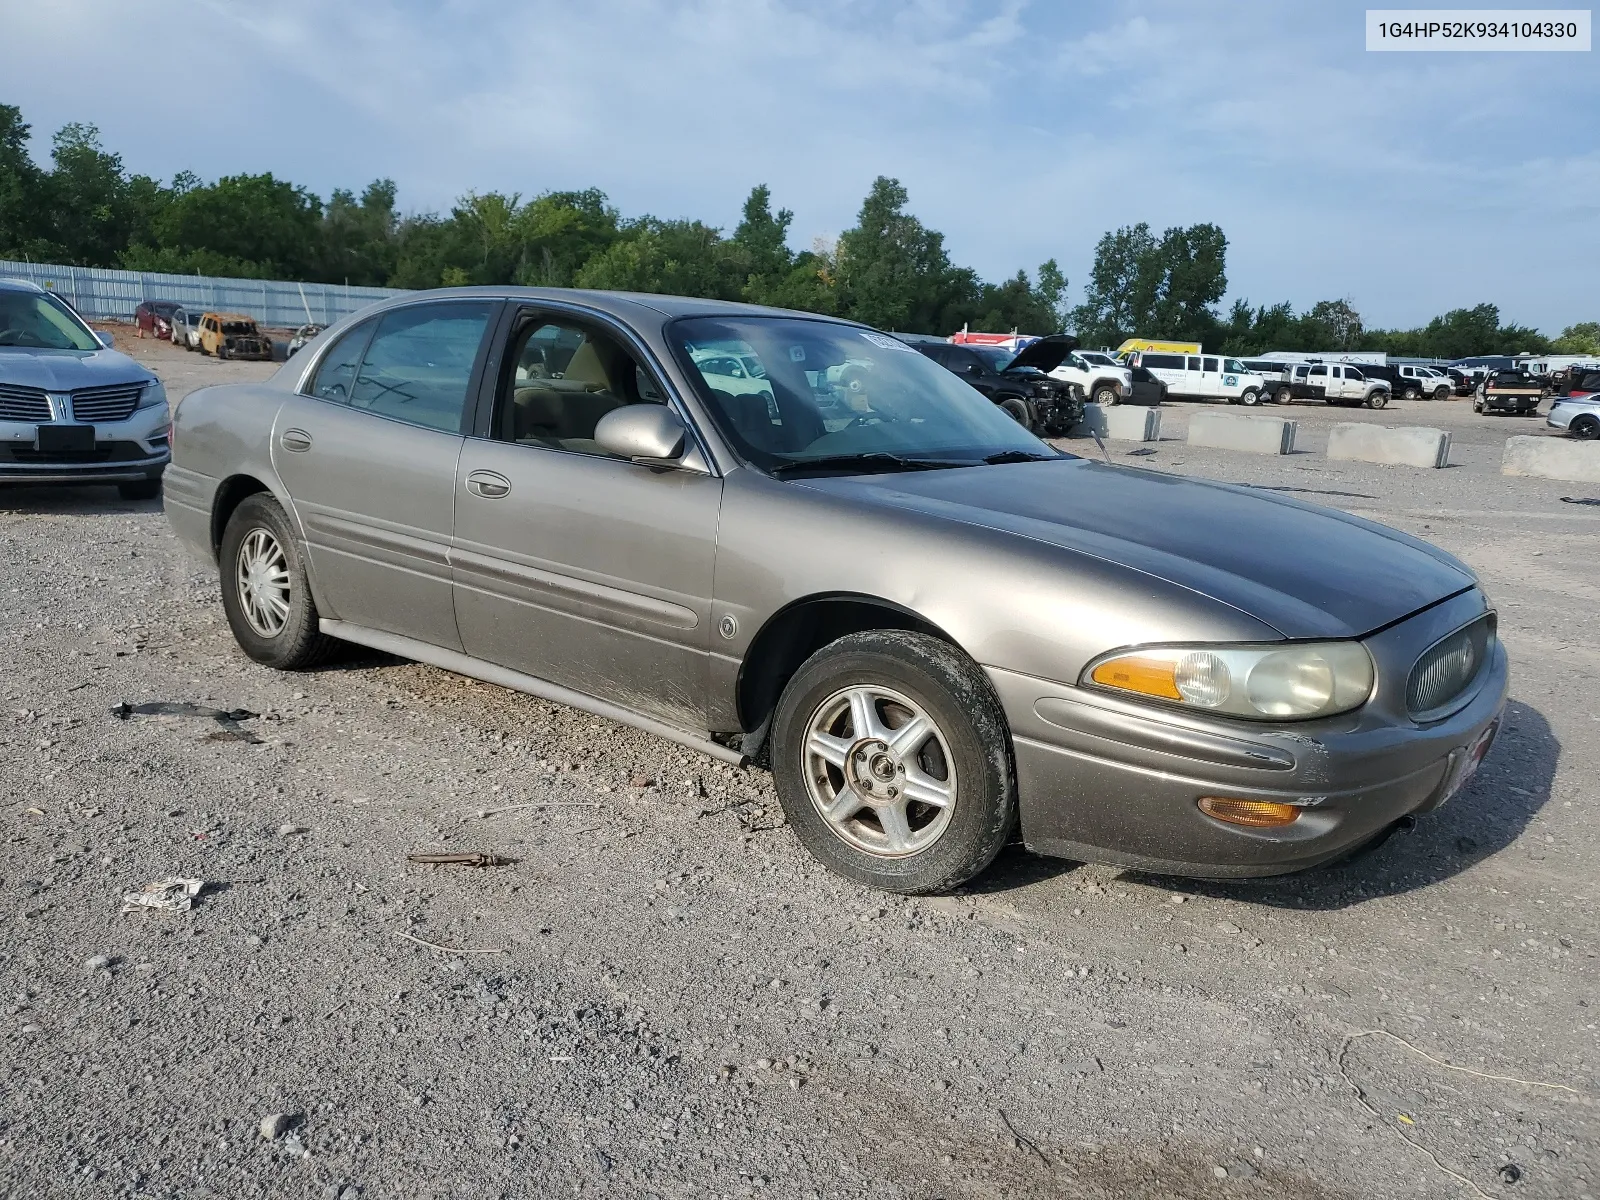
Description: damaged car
xmin=165 ymin=288 xmax=1508 ymax=895
xmin=199 ymin=313 xmax=273 ymax=361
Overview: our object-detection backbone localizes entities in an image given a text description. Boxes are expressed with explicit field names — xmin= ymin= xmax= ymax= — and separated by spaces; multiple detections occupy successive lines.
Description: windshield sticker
xmin=859 ymin=332 xmax=917 ymax=353
xmin=788 ymin=345 xmax=806 ymax=362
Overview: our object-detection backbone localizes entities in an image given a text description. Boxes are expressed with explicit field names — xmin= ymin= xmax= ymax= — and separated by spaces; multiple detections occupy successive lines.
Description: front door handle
xmin=465 ymin=469 xmax=511 ymax=499
xmin=280 ymin=428 xmax=312 ymax=453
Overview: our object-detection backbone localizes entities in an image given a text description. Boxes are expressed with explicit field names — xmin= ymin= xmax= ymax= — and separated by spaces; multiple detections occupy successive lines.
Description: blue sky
xmin=7 ymin=0 xmax=1597 ymax=332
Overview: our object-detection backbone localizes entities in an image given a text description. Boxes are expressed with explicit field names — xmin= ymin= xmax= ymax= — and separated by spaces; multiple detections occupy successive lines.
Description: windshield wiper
xmin=981 ymin=449 xmax=1061 ymax=464
xmin=769 ymin=452 xmax=965 ymax=477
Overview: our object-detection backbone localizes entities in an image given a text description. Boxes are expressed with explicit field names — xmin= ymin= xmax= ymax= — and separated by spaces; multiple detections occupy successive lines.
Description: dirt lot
xmin=1 ymin=342 xmax=1596 ymax=1200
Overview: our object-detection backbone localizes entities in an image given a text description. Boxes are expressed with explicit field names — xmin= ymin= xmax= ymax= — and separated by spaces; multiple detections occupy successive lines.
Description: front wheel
xmin=1433 ymin=386 xmax=1450 ymax=401
xmin=1403 ymin=386 xmax=1420 ymax=401
xmin=998 ymin=397 xmax=1032 ymax=429
xmin=219 ymin=493 xmax=339 ymax=670
xmin=1239 ymin=387 xmax=1260 ymax=406
xmin=1092 ymin=384 xmax=1118 ymax=407
xmin=770 ymin=630 xmax=1015 ymax=895
xmin=1365 ymin=391 xmax=1388 ymax=410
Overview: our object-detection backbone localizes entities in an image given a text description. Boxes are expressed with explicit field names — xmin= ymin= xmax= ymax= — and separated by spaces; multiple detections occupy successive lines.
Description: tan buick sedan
xmin=165 ymin=289 xmax=1507 ymax=894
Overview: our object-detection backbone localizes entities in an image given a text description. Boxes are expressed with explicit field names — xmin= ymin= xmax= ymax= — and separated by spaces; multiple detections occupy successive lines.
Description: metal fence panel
xmin=0 ymin=259 xmax=410 ymax=328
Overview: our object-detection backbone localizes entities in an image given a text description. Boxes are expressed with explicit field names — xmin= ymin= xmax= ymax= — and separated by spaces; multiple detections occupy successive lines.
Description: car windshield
xmin=222 ymin=321 xmax=256 ymax=335
xmin=969 ymin=346 xmax=1018 ymax=372
xmin=0 ymin=289 xmax=101 ymax=351
xmin=671 ymin=316 xmax=1055 ymax=472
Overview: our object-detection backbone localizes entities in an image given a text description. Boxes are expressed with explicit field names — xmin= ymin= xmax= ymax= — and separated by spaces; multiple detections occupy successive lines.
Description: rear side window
xmin=1202 ymin=357 xmax=1219 ymax=373
xmin=1309 ymin=365 xmax=1327 ymax=377
xmin=1143 ymin=353 xmax=1182 ymax=369
xmin=309 ymin=319 xmax=375 ymax=403
xmin=348 ymin=303 xmax=494 ymax=433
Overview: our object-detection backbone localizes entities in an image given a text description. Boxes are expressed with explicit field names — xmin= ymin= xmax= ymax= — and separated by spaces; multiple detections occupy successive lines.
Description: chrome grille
xmin=1408 ymin=614 xmax=1495 ymax=720
xmin=0 ymin=383 xmax=52 ymax=422
xmin=70 ymin=384 xmax=144 ymax=423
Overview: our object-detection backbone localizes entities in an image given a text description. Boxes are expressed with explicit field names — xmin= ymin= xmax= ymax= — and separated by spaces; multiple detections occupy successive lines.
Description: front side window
xmin=309 ymin=319 xmax=375 ymax=402
xmin=497 ymin=315 xmax=667 ymax=456
xmin=1223 ymin=358 xmax=1247 ymax=373
xmin=0 ymin=289 xmax=100 ymax=351
xmin=670 ymin=316 xmax=1051 ymax=472
xmin=349 ymin=303 xmax=493 ymax=433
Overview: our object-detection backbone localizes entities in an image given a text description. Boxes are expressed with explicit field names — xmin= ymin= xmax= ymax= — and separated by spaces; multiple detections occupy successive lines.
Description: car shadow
xmin=1123 ymin=697 xmax=1558 ymax=910
xmin=0 ymin=486 xmax=160 ymax=515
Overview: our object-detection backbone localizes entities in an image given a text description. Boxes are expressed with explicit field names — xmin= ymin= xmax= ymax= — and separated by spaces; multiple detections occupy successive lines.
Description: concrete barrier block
xmin=1187 ymin=411 xmax=1296 ymax=455
xmin=1501 ymin=435 xmax=1600 ymax=483
xmin=1069 ymin=403 xmax=1162 ymax=441
xmin=1327 ymin=423 xmax=1451 ymax=468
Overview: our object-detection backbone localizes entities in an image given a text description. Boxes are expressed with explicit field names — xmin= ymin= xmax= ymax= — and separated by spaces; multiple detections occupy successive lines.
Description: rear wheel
xmin=219 ymin=493 xmax=338 ymax=670
xmin=1572 ymin=415 xmax=1600 ymax=441
xmin=1274 ymin=385 xmax=1291 ymax=404
xmin=998 ymin=397 xmax=1032 ymax=429
xmin=770 ymin=630 xmax=1015 ymax=895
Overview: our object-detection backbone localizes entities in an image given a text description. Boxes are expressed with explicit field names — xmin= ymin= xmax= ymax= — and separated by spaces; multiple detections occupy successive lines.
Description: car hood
xmin=0 ymin=345 xmax=154 ymax=391
xmin=1003 ymin=334 xmax=1079 ymax=374
xmin=799 ymin=459 xmax=1476 ymax=639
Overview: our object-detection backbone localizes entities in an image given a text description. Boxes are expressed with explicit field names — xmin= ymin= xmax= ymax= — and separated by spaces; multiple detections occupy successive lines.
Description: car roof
xmin=362 ymin=285 xmax=874 ymax=329
xmin=0 ymin=278 xmax=45 ymax=294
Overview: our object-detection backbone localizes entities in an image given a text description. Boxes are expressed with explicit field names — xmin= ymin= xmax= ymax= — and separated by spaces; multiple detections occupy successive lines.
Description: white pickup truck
xmin=1044 ymin=350 xmax=1133 ymax=406
xmin=1394 ymin=364 xmax=1452 ymax=401
xmin=1132 ymin=352 xmax=1268 ymax=404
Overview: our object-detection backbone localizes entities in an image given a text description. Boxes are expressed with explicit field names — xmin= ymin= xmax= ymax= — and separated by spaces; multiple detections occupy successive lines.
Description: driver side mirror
xmin=595 ymin=404 xmax=687 ymax=463
xmin=96 ymin=332 xmax=115 ymax=349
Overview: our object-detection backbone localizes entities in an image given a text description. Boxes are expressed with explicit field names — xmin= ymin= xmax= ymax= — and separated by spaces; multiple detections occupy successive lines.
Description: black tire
xmin=998 ymin=397 xmax=1032 ymax=429
xmin=1092 ymin=384 xmax=1118 ymax=408
xmin=217 ymin=344 xmax=229 ymax=361
xmin=1403 ymin=386 xmax=1420 ymax=401
xmin=1571 ymin=416 xmax=1600 ymax=441
xmin=1473 ymin=397 xmax=1484 ymax=413
xmin=1365 ymin=390 xmax=1388 ymax=410
xmin=1432 ymin=386 xmax=1450 ymax=401
xmin=1239 ymin=387 xmax=1260 ymax=406
xmin=770 ymin=630 xmax=1016 ymax=895
xmin=218 ymin=493 xmax=338 ymax=670
xmin=117 ymin=477 xmax=162 ymax=501
xmin=1274 ymin=385 xmax=1291 ymax=405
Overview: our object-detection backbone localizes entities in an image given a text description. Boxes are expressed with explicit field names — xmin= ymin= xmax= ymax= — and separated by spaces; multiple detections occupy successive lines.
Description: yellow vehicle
xmin=1115 ymin=337 xmax=1202 ymax=360
xmin=198 ymin=312 xmax=273 ymax=361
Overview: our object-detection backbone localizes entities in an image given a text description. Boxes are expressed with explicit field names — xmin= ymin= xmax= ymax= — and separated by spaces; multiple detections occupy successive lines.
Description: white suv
xmin=1395 ymin=364 xmax=1452 ymax=401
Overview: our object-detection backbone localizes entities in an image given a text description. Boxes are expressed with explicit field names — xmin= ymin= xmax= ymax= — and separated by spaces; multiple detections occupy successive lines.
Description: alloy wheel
xmin=235 ymin=528 xmax=291 ymax=637
xmin=802 ymin=684 xmax=956 ymax=858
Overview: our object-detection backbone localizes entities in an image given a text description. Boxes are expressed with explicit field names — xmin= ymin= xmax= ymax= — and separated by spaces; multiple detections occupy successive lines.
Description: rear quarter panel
xmin=164 ymin=383 xmax=293 ymax=566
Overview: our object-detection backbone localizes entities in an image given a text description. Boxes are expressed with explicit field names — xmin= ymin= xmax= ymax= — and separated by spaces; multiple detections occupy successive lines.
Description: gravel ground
xmin=1 ymin=343 xmax=1596 ymax=1200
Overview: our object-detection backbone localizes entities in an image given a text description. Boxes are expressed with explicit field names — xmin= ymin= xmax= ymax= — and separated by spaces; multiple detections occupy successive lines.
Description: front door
xmin=450 ymin=309 xmax=722 ymax=731
xmin=272 ymin=300 xmax=497 ymax=651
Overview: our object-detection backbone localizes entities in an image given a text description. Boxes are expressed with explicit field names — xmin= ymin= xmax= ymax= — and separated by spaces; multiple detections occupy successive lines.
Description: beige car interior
xmin=502 ymin=322 xmax=664 ymax=456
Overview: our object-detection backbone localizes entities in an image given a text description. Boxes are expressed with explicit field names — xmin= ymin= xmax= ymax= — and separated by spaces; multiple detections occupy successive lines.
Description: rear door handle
xmin=280 ymin=428 xmax=312 ymax=453
xmin=465 ymin=469 xmax=511 ymax=499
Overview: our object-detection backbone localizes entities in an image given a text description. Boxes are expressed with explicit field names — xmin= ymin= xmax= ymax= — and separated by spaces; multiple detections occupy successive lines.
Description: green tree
xmin=835 ymin=176 xmax=977 ymax=332
xmin=1553 ymin=321 xmax=1600 ymax=355
xmin=126 ymin=172 xmax=323 ymax=278
xmin=731 ymin=184 xmax=794 ymax=303
xmin=1148 ymin=223 xmax=1227 ymax=343
xmin=1069 ymin=223 xmax=1161 ymax=347
xmin=0 ymin=103 xmax=50 ymax=259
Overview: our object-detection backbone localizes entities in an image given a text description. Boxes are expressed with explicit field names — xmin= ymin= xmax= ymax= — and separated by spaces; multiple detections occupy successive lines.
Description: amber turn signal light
xmin=1197 ymin=796 xmax=1301 ymax=828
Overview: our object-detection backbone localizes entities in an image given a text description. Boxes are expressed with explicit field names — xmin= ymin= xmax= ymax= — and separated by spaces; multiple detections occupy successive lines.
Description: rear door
xmin=271 ymin=300 xmax=497 ymax=650
xmin=450 ymin=306 xmax=722 ymax=730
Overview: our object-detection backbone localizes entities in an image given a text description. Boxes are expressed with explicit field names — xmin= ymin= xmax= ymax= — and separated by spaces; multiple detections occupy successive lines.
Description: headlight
xmin=1084 ymin=642 xmax=1375 ymax=720
xmin=137 ymin=380 xmax=168 ymax=411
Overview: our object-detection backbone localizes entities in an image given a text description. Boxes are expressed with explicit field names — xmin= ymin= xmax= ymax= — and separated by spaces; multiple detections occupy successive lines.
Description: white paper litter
xmin=121 ymin=877 xmax=204 ymax=914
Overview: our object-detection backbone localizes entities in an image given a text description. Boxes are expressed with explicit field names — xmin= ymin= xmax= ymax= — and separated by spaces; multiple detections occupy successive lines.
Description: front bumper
xmin=0 ymin=404 xmax=171 ymax=485
xmin=987 ymin=589 xmax=1509 ymax=878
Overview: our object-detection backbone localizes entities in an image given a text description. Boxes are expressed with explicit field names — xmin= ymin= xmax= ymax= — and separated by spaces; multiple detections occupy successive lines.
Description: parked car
xmin=1547 ymin=394 xmax=1600 ymax=440
xmin=916 ymin=337 xmax=1084 ymax=435
xmin=1239 ymin=359 xmax=1303 ymax=405
xmin=1392 ymin=364 xmax=1452 ymax=401
xmin=134 ymin=299 xmax=182 ymax=341
xmin=171 ymin=307 xmax=204 ymax=351
xmin=1133 ymin=352 xmax=1268 ymax=404
xmin=1474 ymin=369 xmax=1543 ymax=416
xmin=0 ymin=278 xmax=169 ymax=499
xmin=1445 ymin=367 xmax=1474 ymax=396
xmin=165 ymin=287 xmax=1507 ymax=894
xmin=1560 ymin=367 xmax=1600 ymax=397
xmin=198 ymin=312 xmax=273 ymax=360
xmin=286 ymin=323 xmax=326 ymax=358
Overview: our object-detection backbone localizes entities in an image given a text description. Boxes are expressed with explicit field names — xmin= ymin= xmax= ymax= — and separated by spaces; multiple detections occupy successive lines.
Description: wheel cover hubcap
xmin=236 ymin=528 xmax=291 ymax=637
xmin=802 ymin=684 xmax=956 ymax=858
